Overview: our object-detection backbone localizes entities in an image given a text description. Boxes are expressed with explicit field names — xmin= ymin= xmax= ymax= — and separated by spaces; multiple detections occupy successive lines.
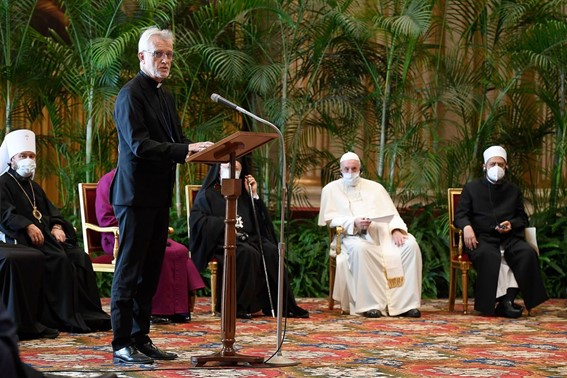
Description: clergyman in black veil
xmin=189 ymin=157 xmax=308 ymax=319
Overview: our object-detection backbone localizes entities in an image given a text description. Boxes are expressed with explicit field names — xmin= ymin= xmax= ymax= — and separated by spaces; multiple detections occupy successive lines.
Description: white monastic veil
xmin=0 ymin=136 xmax=10 ymax=175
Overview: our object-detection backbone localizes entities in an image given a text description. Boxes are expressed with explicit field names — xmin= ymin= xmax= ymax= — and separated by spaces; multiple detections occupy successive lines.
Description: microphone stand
xmin=247 ymin=180 xmax=276 ymax=318
xmin=232 ymin=106 xmax=298 ymax=367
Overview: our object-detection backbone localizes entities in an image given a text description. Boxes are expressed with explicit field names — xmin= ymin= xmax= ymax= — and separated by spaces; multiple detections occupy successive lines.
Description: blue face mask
xmin=15 ymin=158 xmax=36 ymax=178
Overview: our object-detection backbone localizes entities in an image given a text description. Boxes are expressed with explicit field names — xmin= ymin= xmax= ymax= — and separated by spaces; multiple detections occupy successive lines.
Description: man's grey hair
xmin=138 ymin=26 xmax=174 ymax=53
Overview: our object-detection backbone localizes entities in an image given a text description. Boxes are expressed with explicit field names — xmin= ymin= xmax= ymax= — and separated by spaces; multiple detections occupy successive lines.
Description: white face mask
xmin=342 ymin=172 xmax=360 ymax=186
xmin=486 ymin=166 xmax=505 ymax=183
xmin=220 ymin=165 xmax=241 ymax=179
xmin=14 ymin=158 xmax=36 ymax=178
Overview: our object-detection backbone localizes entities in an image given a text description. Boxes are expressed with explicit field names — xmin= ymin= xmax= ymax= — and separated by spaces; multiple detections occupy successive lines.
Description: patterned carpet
xmin=18 ymin=297 xmax=567 ymax=377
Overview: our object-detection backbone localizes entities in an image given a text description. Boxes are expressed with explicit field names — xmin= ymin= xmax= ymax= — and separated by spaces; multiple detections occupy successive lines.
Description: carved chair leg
xmin=448 ymin=266 xmax=456 ymax=312
xmin=329 ymin=257 xmax=336 ymax=310
xmin=208 ymin=260 xmax=218 ymax=316
xmin=461 ymin=268 xmax=469 ymax=315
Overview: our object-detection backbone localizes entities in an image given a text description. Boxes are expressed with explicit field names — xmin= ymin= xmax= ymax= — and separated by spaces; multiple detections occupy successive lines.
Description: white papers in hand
xmin=368 ymin=214 xmax=395 ymax=223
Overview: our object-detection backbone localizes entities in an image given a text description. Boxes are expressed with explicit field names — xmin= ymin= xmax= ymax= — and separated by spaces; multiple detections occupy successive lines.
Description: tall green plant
xmin=439 ymin=0 xmax=567 ymax=195
xmin=365 ymin=0 xmax=433 ymax=186
xmin=284 ymin=217 xmax=330 ymax=298
xmin=0 ymin=0 xmax=48 ymax=131
xmin=510 ymin=18 xmax=567 ymax=211
xmin=44 ymin=0 xmax=176 ymax=184
xmin=531 ymin=207 xmax=567 ymax=298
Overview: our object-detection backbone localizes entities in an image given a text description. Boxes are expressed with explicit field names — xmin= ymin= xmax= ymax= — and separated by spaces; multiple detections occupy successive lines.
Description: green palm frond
xmin=374 ymin=0 xmax=432 ymax=38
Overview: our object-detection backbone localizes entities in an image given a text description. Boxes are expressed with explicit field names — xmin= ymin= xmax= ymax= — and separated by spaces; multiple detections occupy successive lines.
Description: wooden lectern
xmin=188 ymin=131 xmax=278 ymax=367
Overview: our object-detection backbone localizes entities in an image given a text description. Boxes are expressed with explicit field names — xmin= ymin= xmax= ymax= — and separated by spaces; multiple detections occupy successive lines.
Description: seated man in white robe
xmin=318 ymin=152 xmax=422 ymax=318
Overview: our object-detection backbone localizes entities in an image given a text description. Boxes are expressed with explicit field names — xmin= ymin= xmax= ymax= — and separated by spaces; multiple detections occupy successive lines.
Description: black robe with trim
xmin=454 ymin=177 xmax=548 ymax=314
xmin=189 ymin=165 xmax=301 ymax=315
xmin=0 ymin=169 xmax=110 ymax=332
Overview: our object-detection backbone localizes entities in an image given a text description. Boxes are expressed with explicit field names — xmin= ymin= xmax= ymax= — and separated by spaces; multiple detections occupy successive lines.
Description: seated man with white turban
xmin=318 ymin=152 xmax=422 ymax=318
xmin=0 ymin=129 xmax=111 ymax=333
xmin=454 ymin=145 xmax=548 ymax=318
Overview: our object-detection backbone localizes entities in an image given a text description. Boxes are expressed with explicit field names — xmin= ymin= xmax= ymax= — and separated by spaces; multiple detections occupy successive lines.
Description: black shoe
xmin=150 ymin=316 xmax=171 ymax=324
xmin=495 ymin=300 xmax=523 ymax=318
xmin=41 ymin=327 xmax=60 ymax=339
xmin=398 ymin=308 xmax=421 ymax=318
xmin=236 ymin=311 xmax=253 ymax=319
xmin=113 ymin=346 xmax=154 ymax=364
xmin=136 ymin=341 xmax=178 ymax=360
xmin=18 ymin=326 xmax=60 ymax=341
xmin=169 ymin=314 xmax=191 ymax=323
xmin=287 ymin=306 xmax=310 ymax=318
xmin=363 ymin=309 xmax=382 ymax=318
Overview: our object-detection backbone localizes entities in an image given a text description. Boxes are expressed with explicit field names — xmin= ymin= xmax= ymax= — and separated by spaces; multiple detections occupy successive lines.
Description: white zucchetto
xmin=340 ymin=151 xmax=360 ymax=163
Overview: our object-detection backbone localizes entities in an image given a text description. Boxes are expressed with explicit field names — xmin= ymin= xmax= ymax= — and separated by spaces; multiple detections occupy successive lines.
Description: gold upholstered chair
xmin=78 ymin=183 xmax=119 ymax=273
xmin=78 ymin=182 xmax=176 ymax=273
xmin=447 ymin=188 xmax=473 ymax=314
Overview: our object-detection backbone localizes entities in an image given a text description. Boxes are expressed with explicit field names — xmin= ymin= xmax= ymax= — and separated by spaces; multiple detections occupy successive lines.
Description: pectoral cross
xmin=235 ymin=214 xmax=244 ymax=230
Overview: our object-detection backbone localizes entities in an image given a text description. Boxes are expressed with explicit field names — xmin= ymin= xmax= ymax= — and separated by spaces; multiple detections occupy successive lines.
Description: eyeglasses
xmin=143 ymin=50 xmax=174 ymax=60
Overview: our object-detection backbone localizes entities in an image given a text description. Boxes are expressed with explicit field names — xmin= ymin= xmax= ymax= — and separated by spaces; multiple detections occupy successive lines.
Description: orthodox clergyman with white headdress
xmin=0 ymin=129 xmax=110 ymax=333
xmin=318 ymin=152 xmax=422 ymax=318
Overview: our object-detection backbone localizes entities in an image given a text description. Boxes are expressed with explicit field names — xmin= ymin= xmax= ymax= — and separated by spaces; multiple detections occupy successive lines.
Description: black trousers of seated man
xmin=468 ymin=235 xmax=548 ymax=315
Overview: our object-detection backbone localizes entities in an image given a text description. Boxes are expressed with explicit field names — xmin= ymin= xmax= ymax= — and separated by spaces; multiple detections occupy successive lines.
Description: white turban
xmin=0 ymin=129 xmax=36 ymax=175
xmin=483 ymin=146 xmax=507 ymax=164
xmin=340 ymin=151 xmax=360 ymax=163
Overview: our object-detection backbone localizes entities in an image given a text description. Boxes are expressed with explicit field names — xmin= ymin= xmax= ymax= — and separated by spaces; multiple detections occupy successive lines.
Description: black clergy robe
xmin=190 ymin=181 xmax=302 ymax=316
xmin=0 ymin=304 xmax=44 ymax=378
xmin=454 ymin=177 xmax=548 ymax=315
xmin=0 ymin=243 xmax=50 ymax=339
xmin=0 ymin=169 xmax=110 ymax=332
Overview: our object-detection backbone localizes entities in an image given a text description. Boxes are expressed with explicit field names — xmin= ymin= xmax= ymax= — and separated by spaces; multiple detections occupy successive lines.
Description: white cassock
xmin=318 ymin=178 xmax=422 ymax=316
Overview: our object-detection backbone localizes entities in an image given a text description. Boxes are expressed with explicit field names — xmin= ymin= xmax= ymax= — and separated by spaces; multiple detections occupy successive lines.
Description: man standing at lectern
xmin=110 ymin=26 xmax=212 ymax=364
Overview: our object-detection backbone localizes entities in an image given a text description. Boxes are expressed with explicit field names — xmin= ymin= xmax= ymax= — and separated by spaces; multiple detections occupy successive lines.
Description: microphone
xmin=210 ymin=93 xmax=239 ymax=111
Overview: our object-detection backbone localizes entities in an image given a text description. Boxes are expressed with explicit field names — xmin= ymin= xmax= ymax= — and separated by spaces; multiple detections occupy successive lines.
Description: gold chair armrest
xmin=335 ymin=226 xmax=343 ymax=256
xmin=84 ymin=222 xmax=119 ymax=263
xmin=449 ymin=224 xmax=464 ymax=260
xmin=84 ymin=222 xmax=119 ymax=234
